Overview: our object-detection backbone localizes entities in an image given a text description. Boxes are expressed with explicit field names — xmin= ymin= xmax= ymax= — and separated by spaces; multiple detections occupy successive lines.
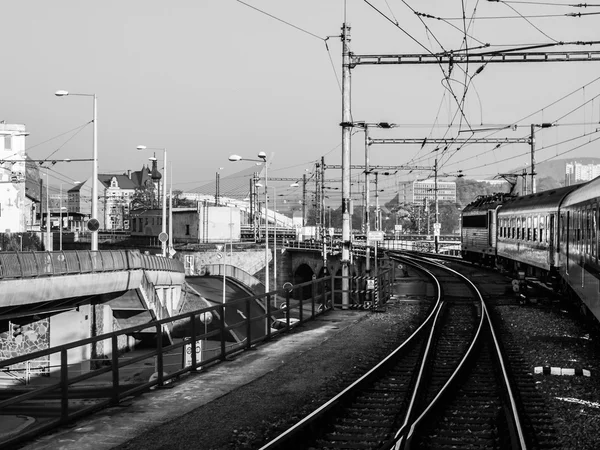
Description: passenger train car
xmin=558 ymin=176 xmax=600 ymax=320
xmin=461 ymin=178 xmax=600 ymax=322
xmin=496 ymin=185 xmax=579 ymax=280
xmin=461 ymin=193 xmax=511 ymax=266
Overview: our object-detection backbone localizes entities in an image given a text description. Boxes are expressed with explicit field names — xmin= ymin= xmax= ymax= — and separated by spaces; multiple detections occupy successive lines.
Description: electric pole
xmin=340 ymin=23 xmax=352 ymax=309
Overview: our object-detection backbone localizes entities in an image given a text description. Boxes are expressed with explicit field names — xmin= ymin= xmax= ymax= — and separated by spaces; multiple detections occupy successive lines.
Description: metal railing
xmin=0 ymin=249 xmax=184 ymax=280
xmin=0 ymin=276 xmax=341 ymax=448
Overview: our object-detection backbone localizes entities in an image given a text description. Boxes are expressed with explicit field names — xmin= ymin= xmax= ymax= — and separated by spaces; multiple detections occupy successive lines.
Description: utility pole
xmin=374 ymin=172 xmax=380 ymax=231
xmin=364 ymin=126 xmax=370 ymax=274
xmin=434 ymin=158 xmax=439 ymax=253
xmin=340 ymin=23 xmax=351 ymax=309
xmin=302 ymin=173 xmax=307 ymax=227
xmin=530 ymin=124 xmax=536 ymax=195
xmin=530 ymin=123 xmax=554 ymax=194
xmin=215 ymin=171 xmax=220 ymax=206
xmin=321 ymin=156 xmax=326 ymax=241
xmin=314 ymin=161 xmax=320 ymax=231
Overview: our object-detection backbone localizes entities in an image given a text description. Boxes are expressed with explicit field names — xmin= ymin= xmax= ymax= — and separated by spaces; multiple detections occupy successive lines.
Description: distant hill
xmin=482 ymin=157 xmax=600 ymax=193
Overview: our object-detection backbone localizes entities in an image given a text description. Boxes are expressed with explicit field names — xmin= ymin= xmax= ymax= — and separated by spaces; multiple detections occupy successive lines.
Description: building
xmin=67 ymin=161 xmax=162 ymax=232
xmin=0 ymin=123 xmax=30 ymax=233
xmin=98 ymin=174 xmax=136 ymax=230
xmin=412 ymin=179 xmax=457 ymax=205
xmin=130 ymin=205 xmax=241 ymax=244
xmin=565 ymin=161 xmax=600 ymax=186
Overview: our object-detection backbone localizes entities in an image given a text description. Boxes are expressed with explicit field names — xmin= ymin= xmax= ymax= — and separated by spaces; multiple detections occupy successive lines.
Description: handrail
xmin=0 ymin=274 xmax=350 ymax=448
xmin=0 ymin=249 xmax=184 ymax=280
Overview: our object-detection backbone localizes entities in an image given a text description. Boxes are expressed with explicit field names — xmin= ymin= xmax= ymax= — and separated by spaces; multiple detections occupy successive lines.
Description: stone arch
xmin=294 ymin=263 xmax=315 ymax=299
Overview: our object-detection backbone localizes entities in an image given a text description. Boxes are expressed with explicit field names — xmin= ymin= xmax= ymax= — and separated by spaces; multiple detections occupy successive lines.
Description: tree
xmin=455 ymin=178 xmax=510 ymax=207
xmin=172 ymin=190 xmax=197 ymax=208
xmin=130 ymin=186 xmax=155 ymax=210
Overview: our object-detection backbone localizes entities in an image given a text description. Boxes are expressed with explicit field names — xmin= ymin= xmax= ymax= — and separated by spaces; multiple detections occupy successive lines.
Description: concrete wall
xmin=49 ymin=305 xmax=92 ymax=373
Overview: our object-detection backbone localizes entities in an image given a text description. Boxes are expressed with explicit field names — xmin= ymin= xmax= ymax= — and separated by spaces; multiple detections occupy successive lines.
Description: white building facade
xmin=0 ymin=124 xmax=28 ymax=233
xmin=566 ymin=161 xmax=600 ymax=185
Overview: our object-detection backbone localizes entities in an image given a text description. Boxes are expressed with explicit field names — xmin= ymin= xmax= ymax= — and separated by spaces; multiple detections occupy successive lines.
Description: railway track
xmin=259 ymin=254 xmax=528 ymax=450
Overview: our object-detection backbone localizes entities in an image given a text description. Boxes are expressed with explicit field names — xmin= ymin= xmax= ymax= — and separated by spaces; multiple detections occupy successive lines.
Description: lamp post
xmin=257 ymin=183 xmax=278 ymax=293
xmin=45 ymin=171 xmax=50 ymax=251
xmin=137 ymin=145 xmax=167 ymax=257
xmin=229 ymin=152 xmax=269 ymax=292
xmin=59 ymin=183 xmax=63 ymax=251
xmin=55 ymin=90 xmax=98 ymax=251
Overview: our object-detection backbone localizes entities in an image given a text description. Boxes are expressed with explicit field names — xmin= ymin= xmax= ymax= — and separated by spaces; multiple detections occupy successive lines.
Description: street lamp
xmin=55 ymin=90 xmax=98 ymax=251
xmin=229 ymin=152 xmax=269 ymax=292
xmin=257 ymin=183 xmax=278 ymax=294
xmin=137 ymin=145 xmax=167 ymax=257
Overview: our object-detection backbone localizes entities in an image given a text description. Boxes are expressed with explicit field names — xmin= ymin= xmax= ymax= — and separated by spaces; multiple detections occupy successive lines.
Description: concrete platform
xmin=10 ymin=308 xmax=369 ymax=450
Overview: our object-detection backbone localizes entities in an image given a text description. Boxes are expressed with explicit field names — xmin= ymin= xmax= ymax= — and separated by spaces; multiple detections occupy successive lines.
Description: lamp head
xmin=229 ymin=154 xmax=242 ymax=162
xmin=55 ymin=90 xmax=69 ymax=97
xmin=136 ymin=145 xmax=147 ymax=151
xmin=255 ymin=182 xmax=264 ymax=188
xmin=290 ymin=183 xmax=299 ymax=187
xmin=257 ymin=151 xmax=267 ymax=161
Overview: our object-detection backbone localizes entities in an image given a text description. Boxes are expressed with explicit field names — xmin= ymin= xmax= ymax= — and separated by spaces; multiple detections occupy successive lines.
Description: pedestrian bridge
xmin=0 ymin=250 xmax=185 ymax=310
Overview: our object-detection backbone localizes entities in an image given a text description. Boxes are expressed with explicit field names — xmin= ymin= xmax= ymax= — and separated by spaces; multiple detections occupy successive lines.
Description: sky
xmin=2 ymin=0 xmax=600 ymax=205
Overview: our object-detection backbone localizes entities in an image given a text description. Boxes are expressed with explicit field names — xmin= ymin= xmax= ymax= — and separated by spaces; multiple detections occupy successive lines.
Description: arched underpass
xmin=293 ymin=263 xmax=315 ymax=299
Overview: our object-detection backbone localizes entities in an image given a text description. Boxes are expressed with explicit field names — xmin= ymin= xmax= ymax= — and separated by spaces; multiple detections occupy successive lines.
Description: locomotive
xmin=461 ymin=177 xmax=600 ymax=321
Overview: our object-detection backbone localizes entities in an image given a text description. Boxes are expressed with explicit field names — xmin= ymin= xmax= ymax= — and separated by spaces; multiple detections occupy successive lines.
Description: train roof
xmin=498 ymin=184 xmax=580 ymax=215
xmin=462 ymin=193 xmax=514 ymax=214
xmin=562 ymin=176 xmax=598 ymax=207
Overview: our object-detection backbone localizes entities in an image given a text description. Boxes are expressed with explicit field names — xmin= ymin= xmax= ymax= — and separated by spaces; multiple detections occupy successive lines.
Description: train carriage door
xmin=549 ymin=214 xmax=555 ymax=257
xmin=488 ymin=210 xmax=494 ymax=247
xmin=566 ymin=211 xmax=570 ymax=274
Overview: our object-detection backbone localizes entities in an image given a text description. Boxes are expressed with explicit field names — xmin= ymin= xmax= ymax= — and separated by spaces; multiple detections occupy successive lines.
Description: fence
xmin=0 ymin=276 xmax=333 ymax=447
xmin=0 ymin=269 xmax=393 ymax=447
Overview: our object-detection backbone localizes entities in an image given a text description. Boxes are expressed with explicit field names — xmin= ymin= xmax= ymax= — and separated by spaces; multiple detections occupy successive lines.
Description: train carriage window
xmin=592 ymin=204 xmax=600 ymax=262
xmin=522 ymin=217 xmax=526 ymax=241
xmin=517 ymin=218 xmax=521 ymax=239
xmin=591 ymin=205 xmax=596 ymax=258
xmin=577 ymin=211 xmax=580 ymax=251
xmin=533 ymin=216 xmax=538 ymax=242
xmin=527 ymin=216 xmax=532 ymax=241
xmin=540 ymin=216 xmax=545 ymax=243
xmin=586 ymin=207 xmax=591 ymax=255
xmin=512 ymin=218 xmax=516 ymax=239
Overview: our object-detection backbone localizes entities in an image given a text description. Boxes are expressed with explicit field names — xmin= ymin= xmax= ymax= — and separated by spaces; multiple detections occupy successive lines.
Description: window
xmin=540 ymin=216 xmax=545 ymax=243
xmin=533 ymin=216 xmax=538 ymax=242
xmin=592 ymin=204 xmax=600 ymax=260
xmin=517 ymin=218 xmax=521 ymax=239
xmin=587 ymin=207 xmax=592 ymax=255
xmin=186 ymin=224 xmax=190 ymax=235
xmin=462 ymin=214 xmax=487 ymax=228
xmin=526 ymin=216 xmax=532 ymax=241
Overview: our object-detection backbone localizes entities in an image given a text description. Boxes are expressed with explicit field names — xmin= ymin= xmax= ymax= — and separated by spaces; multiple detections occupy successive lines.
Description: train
xmin=461 ymin=176 xmax=600 ymax=322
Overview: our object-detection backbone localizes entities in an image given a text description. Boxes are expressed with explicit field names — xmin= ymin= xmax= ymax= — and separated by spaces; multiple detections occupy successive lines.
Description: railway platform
xmin=6 ymin=307 xmax=375 ymax=450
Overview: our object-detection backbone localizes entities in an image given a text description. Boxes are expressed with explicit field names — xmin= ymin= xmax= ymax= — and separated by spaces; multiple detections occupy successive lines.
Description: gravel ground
xmin=499 ymin=303 xmax=600 ymax=450
xmin=115 ymin=269 xmax=600 ymax=450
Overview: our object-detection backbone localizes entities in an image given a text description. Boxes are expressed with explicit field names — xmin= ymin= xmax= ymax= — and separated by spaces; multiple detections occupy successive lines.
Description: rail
xmin=0 ymin=249 xmax=184 ymax=280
